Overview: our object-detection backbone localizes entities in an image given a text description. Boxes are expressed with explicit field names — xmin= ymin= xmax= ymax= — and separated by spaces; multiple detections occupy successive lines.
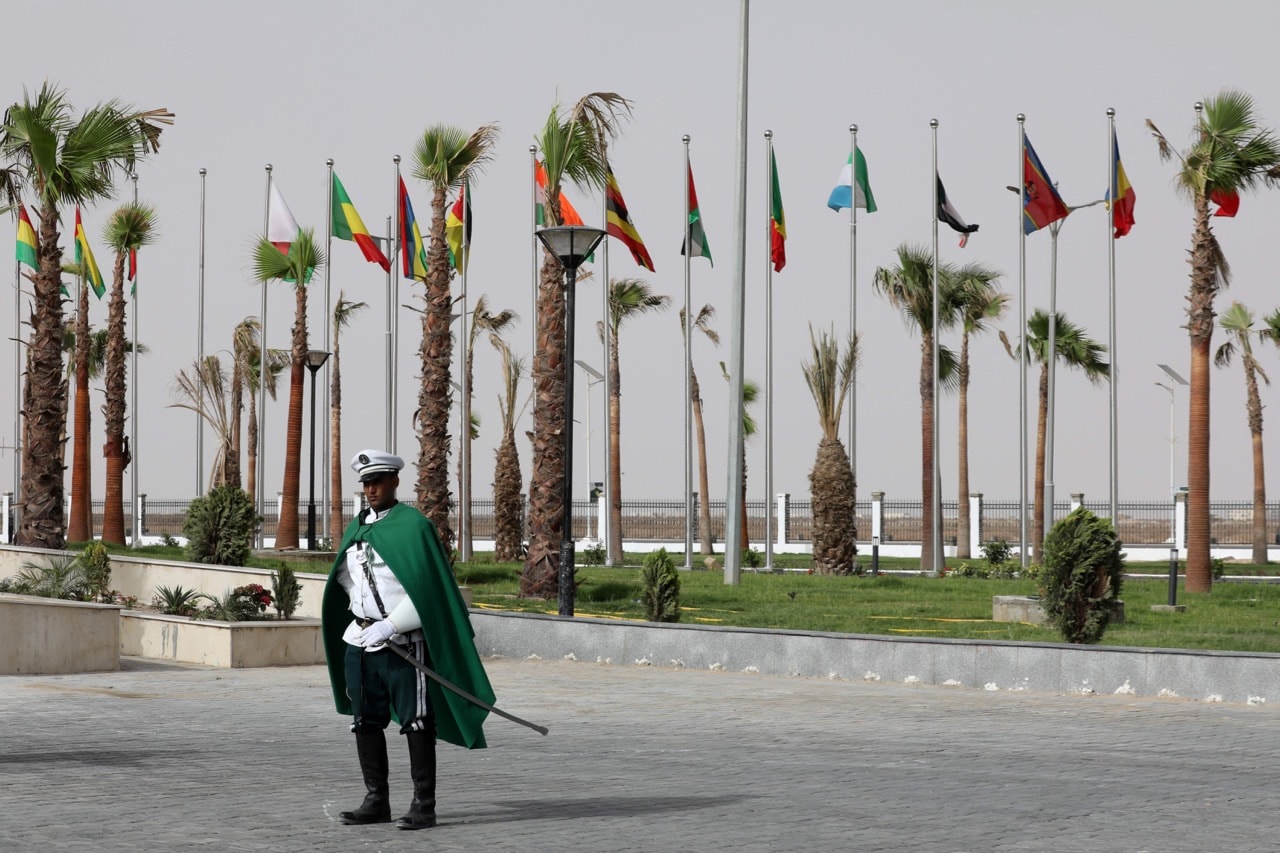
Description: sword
xmin=382 ymin=642 xmax=549 ymax=736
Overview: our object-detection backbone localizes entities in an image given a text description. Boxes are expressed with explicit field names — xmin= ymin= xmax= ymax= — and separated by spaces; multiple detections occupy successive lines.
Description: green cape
xmin=321 ymin=502 xmax=493 ymax=749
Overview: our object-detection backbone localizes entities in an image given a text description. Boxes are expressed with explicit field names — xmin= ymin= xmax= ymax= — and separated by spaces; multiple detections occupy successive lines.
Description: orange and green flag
xmin=331 ymin=172 xmax=390 ymax=272
xmin=74 ymin=207 xmax=105 ymax=298
xmin=534 ymin=160 xmax=585 ymax=226
xmin=769 ymin=149 xmax=786 ymax=272
xmin=16 ymin=203 xmax=37 ymax=269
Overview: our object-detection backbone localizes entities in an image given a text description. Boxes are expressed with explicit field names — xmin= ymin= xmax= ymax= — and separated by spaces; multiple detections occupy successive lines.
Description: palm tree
xmin=801 ymin=326 xmax=859 ymax=574
xmin=409 ymin=123 xmax=500 ymax=556
xmin=245 ymin=343 xmax=289 ymax=503
xmin=101 ymin=203 xmax=156 ymax=545
xmin=680 ymin=304 xmax=720 ymax=556
xmin=1148 ymin=90 xmax=1280 ymax=591
xmin=953 ymin=264 xmax=1006 ymax=559
xmin=0 ymin=83 xmax=172 ymax=549
xmin=492 ymin=337 xmax=529 ymax=561
xmin=170 ymin=355 xmax=232 ymax=488
xmin=720 ymin=363 xmax=760 ymax=554
xmin=523 ymin=92 xmax=631 ymax=598
xmin=459 ymin=294 xmax=517 ymax=559
xmin=1214 ymin=301 xmax=1276 ymax=564
xmin=601 ymin=279 xmax=669 ymax=559
xmin=252 ymin=228 xmax=325 ymax=550
xmin=329 ymin=293 xmax=368 ymax=540
xmin=872 ymin=244 xmax=967 ymax=572
xmin=67 ymin=264 xmax=95 ymax=544
xmin=1006 ymin=310 xmax=1109 ymax=560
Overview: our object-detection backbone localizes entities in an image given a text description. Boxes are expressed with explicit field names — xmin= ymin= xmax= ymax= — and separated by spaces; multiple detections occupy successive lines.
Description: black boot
xmin=339 ymin=728 xmax=392 ymax=825
xmin=395 ymin=730 xmax=437 ymax=830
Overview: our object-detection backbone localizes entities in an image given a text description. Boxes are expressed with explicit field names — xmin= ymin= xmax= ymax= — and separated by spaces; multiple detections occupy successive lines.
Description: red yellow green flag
xmin=331 ymin=172 xmax=390 ymax=272
xmin=16 ymin=203 xmax=37 ymax=269
xmin=74 ymin=207 xmax=105 ymax=298
xmin=769 ymin=149 xmax=786 ymax=272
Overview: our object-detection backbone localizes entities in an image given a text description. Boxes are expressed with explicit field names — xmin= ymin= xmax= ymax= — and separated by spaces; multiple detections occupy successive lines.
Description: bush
xmin=580 ymin=541 xmax=606 ymax=567
xmin=641 ymin=548 xmax=681 ymax=623
xmin=981 ymin=539 xmax=1011 ymax=569
xmin=196 ymin=584 xmax=273 ymax=622
xmin=271 ymin=566 xmax=302 ymax=620
xmin=1039 ymin=507 xmax=1124 ymax=644
xmin=80 ymin=541 xmax=113 ymax=602
xmin=183 ymin=485 xmax=260 ymax=566
xmin=742 ymin=547 xmax=762 ymax=569
xmin=8 ymin=556 xmax=90 ymax=599
xmin=153 ymin=584 xmax=202 ymax=617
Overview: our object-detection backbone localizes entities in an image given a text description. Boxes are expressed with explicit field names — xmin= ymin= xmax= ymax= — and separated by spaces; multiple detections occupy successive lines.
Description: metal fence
xmin=64 ymin=496 xmax=1280 ymax=547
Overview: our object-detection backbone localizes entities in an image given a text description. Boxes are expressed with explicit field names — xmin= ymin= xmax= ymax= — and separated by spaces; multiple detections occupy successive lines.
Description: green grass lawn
xmin=87 ymin=542 xmax=1280 ymax=654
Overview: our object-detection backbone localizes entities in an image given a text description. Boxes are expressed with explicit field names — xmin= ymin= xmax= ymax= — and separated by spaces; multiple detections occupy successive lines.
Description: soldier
xmin=321 ymin=449 xmax=493 ymax=830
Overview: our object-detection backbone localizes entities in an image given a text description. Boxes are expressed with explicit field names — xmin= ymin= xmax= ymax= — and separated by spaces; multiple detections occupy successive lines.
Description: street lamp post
xmin=305 ymin=350 xmax=330 ymax=551
xmin=535 ymin=226 xmax=607 ymax=617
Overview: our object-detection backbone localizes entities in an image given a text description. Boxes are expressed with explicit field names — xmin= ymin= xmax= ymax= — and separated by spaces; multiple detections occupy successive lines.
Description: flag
xmin=128 ymin=248 xmax=137 ymax=296
xmin=1209 ymin=187 xmax=1239 ymax=218
xmin=398 ymin=178 xmax=428 ymax=281
xmin=16 ymin=203 xmax=37 ymax=269
xmin=770 ymin=149 xmax=786 ymax=272
xmin=534 ymin=160 xmax=585 ymax=226
xmin=267 ymin=182 xmax=300 ymax=253
xmin=936 ymin=174 xmax=979 ymax=248
xmin=827 ymin=148 xmax=878 ymax=213
xmin=331 ymin=172 xmax=390 ymax=272
xmin=1021 ymin=135 xmax=1070 ymax=235
xmin=74 ymin=208 xmax=105 ymax=298
xmin=446 ymin=182 xmax=471 ymax=272
xmin=605 ymin=164 xmax=654 ymax=271
xmin=681 ymin=162 xmax=713 ymax=266
xmin=1108 ymin=130 xmax=1136 ymax=238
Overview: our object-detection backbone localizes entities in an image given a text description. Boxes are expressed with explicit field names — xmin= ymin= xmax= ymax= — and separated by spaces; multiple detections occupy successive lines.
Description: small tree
xmin=183 ymin=484 xmax=260 ymax=566
xmin=641 ymin=547 xmax=681 ymax=623
xmin=272 ymin=565 xmax=302 ymax=620
xmin=1039 ymin=507 xmax=1124 ymax=644
xmin=80 ymin=541 xmax=113 ymax=602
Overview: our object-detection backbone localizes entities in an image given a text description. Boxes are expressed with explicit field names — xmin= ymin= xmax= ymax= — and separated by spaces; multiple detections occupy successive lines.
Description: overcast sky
xmin=6 ymin=0 xmax=1280 ymax=515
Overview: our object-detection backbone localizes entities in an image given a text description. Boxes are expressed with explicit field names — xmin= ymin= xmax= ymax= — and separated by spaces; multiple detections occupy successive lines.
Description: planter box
xmin=0 ymin=594 xmax=120 ymax=675
xmin=120 ymin=611 xmax=323 ymax=668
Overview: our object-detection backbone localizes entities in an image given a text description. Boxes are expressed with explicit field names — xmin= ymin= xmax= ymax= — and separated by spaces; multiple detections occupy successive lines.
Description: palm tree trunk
xmin=1185 ymin=193 xmax=1217 ymax=591
xmin=329 ymin=336 xmax=345 ymax=541
xmin=919 ymin=335 xmax=934 ymax=572
xmin=740 ymin=446 xmax=750 ymax=553
xmin=415 ymin=185 xmax=455 ymax=553
xmin=1244 ymin=361 xmax=1268 ymax=564
xmin=461 ymin=346 xmax=475 ymax=559
xmin=493 ymin=428 xmax=524 ymax=562
xmin=1033 ymin=362 xmax=1049 ymax=561
xmin=956 ymin=333 xmax=971 ymax=559
xmin=19 ymin=202 xmax=69 ymax=549
xmin=521 ymin=253 xmax=568 ymax=598
xmin=691 ymin=367 xmax=713 ymax=555
xmin=607 ymin=328 xmax=623 ymax=560
xmin=274 ymin=286 xmax=307 ymax=550
xmin=247 ymin=389 xmax=258 ymax=503
xmin=102 ymin=253 xmax=128 ymax=544
xmin=227 ymin=361 xmax=243 ymax=490
xmin=69 ymin=279 xmax=92 ymax=543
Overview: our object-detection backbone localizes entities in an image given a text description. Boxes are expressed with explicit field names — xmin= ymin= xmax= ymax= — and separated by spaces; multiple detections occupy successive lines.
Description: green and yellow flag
xmin=16 ymin=203 xmax=37 ymax=269
xmin=74 ymin=207 xmax=105 ymax=298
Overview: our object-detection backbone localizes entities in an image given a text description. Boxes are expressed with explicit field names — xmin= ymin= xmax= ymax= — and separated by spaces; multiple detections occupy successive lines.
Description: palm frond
xmin=103 ymin=202 xmax=158 ymax=252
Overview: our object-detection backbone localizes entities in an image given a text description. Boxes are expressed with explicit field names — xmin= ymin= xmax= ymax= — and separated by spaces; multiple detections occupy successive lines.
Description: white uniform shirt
xmin=338 ymin=506 xmax=417 ymax=647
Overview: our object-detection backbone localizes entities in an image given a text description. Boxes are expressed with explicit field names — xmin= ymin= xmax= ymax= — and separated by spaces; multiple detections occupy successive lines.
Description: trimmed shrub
xmin=1040 ymin=507 xmax=1124 ymax=644
xmin=641 ymin=548 xmax=681 ymax=623
xmin=271 ymin=566 xmax=302 ymax=620
xmin=80 ymin=541 xmax=113 ymax=602
xmin=183 ymin=485 xmax=260 ymax=566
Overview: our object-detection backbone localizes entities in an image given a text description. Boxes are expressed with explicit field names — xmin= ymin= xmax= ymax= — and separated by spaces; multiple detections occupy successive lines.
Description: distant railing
xmin=36 ymin=493 xmax=1280 ymax=548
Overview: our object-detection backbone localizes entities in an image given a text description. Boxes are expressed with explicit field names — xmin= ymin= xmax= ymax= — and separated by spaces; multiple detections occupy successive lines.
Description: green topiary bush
xmin=271 ymin=566 xmax=302 ymax=620
xmin=1039 ymin=507 xmax=1124 ymax=644
xmin=641 ymin=547 xmax=681 ymax=623
xmin=183 ymin=485 xmax=260 ymax=566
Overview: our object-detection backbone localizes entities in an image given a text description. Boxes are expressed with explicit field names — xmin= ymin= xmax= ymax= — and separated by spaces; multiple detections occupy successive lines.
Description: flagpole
xmin=682 ymin=135 xmax=694 ymax=571
xmin=1046 ymin=208 xmax=1060 ymax=546
xmin=258 ymin=164 xmax=271 ymax=550
xmin=601 ymin=155 xmax=614 ymax=568
xmin=1107 ymin=107 xmax=1119 ymax=524
xmin=391 ymin=155 xmax=402 ymax=451
xmin=724 ymin=0 xmax=749 ymax=586
xmin=322 ymin=159 xmax=334 ymax=542
xmin=764 ymin=129 xmax=775 ymax=573
xmin=1016 ymin=114 xmax=1028 ymax=569
xmin=848 ymin=124 xmax=859 ymax=535
xmin=384 ymin=212 xmax=393 ymax=450
xmin=197 ymin=168 xmax=207 ymax=498
xmin=459 ymin=180 xmax=472 ymax=563
xmin=130 ymin=174 xmax=141 ymax=546
xmin=530 ymin=146 xmax=538 ymax=370
xmin=12 ymin=233 xmax=20 ymax=527
xmin=930 ymin=119 xmax=941 ymax=576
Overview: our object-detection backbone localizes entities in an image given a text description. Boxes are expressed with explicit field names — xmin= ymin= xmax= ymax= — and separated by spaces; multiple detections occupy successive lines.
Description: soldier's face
xmin=362 ymin=474 xmax=399 ymax=511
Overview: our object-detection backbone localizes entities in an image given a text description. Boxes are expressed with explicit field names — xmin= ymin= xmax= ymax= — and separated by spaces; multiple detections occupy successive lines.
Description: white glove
xmin=356 ymin=619 xmax=397 ymax=647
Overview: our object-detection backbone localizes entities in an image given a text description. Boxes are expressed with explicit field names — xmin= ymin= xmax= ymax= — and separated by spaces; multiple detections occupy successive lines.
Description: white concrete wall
xmin=0 ymin=594 xmax=120 ymax=674
xmin=119 ymin=612 xmax=323 ymax=668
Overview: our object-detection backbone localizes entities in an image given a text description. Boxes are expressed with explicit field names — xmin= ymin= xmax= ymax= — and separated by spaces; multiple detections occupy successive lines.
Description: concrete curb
xmin=471 ymin=609 xmax=1280 ymax=705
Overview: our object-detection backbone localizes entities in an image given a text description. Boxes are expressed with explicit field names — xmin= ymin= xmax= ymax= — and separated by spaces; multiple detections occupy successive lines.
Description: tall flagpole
xmin=724 ymin=0 xmax=749 ymax=586
xmin=1016 ymin=114 xmax=1028 ymax=569
xmin=12 ymin=227 xmax=20 ymax=529
xmin=258 ymin=164 xmax=271 ymax=550
xmin=130 ymin=174 xmax=141 ymax=545
xmin=682 ymin=134 xmax=694 ymax=571
xmin=763 ymin=129 xmax=775 ymax=572
xmin=384 ymin=213 xmax=393 ymax=449
xmin=196 ymin=168 xmax=207 ymax=497
xmin=848 ymin=125 xmax=859 ymax=514
xmin=1107 ymin=107 xmax=1119 ymax=524
xmin=459 ymin=181 xmax=471 ymax=562
xmin=1046 ymin=207 xmax=1060 ymax=543
xmin=322 ymin=159 xmax=334 ymax=541
xmin=391 ymin=156 xmax=401 ymax=451
xmin=530 ymin=146 xmax=538 ymax=367
xmin=929 ymin=119 xmax=941 ymax=576
xmin=601 ymin=154 xmax=614 ymax=567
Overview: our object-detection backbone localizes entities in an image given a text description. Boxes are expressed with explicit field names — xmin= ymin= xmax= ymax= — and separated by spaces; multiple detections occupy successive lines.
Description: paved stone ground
xmin=1 ymin=656 xmax=1277 ymax=853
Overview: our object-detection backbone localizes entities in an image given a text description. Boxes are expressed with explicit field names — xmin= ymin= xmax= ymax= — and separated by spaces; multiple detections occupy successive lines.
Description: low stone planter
xmin=120 ymin=611 xmax=323 ymax=668
xmin=993 ymin=595 xmax=1124 ymax=626
xmin=0 ymin=593 xmax=121 ymax=675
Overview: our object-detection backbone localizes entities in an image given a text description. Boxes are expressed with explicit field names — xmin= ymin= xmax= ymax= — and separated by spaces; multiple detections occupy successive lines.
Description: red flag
xmin=128 ymin=248 xmax=137 ymax=281
xmin=1209 ymin=188 xmax=1239 ymax=217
